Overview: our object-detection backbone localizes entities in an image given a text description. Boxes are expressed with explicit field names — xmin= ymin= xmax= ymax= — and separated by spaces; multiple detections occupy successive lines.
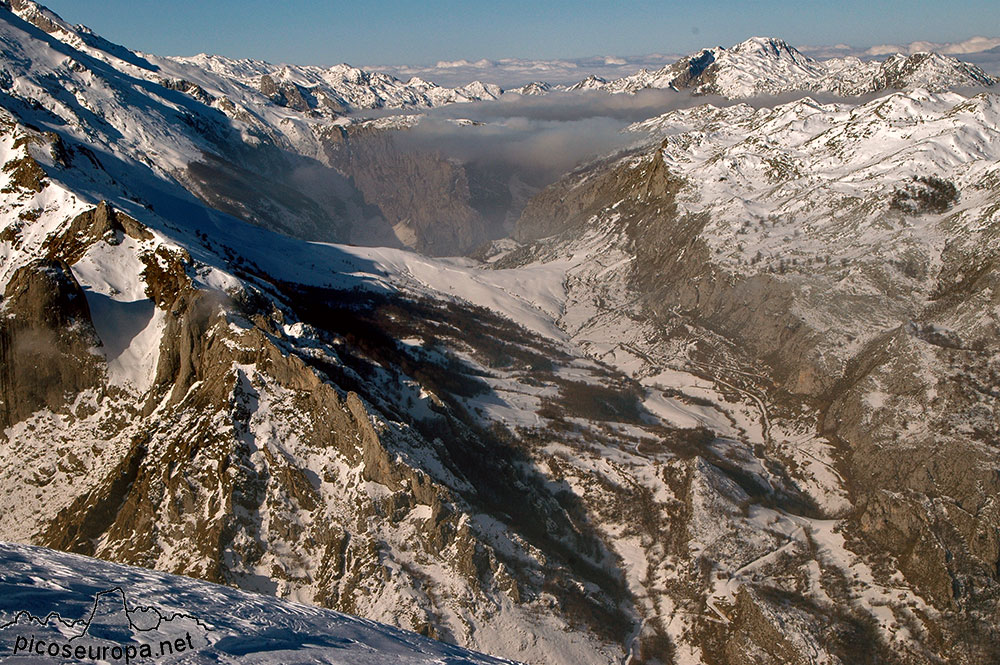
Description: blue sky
xmin=40 ymin=0 xmax=1000 ymax=67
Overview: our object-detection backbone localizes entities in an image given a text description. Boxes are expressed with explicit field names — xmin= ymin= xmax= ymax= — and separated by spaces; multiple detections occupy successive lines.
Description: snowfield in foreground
xmin=0 ymin=542 xmax=520 ymax=664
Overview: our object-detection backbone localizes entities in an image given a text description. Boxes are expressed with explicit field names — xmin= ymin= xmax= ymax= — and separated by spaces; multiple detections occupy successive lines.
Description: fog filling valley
xmin=429 ymin=89 xmax=901 ymax=176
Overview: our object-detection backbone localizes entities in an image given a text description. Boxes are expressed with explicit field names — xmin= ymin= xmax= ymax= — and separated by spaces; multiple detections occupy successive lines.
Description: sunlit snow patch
xmin=71 ymin=236 xmax=164 ymax=394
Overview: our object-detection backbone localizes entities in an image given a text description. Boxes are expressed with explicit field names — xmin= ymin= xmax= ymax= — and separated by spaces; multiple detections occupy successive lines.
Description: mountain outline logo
xmin=0 ymin=586 xmax=211 ymax=662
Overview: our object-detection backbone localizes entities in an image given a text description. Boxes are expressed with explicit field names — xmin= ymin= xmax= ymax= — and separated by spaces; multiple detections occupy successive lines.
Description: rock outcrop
xmin=0 ymin=259 xmax=102 ymax=429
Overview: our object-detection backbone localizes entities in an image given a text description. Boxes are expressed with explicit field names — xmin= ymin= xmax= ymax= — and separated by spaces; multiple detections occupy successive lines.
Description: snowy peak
xmin=873 ymin=50 xmax=997 ymax=90
xmin=509 ymin=81 xmax=553 ymax=95
xmin=565 ymin=74 xmax=610 ymax=91
xmin=0 ymin=0 xmax=73 ymax=37
xmin=721 ymin=36 xmax=825 ymax=77
xmin=728 ymin=36 xmax=804 ymax=60
xmin=590 ymin=36 xmax=825 ymax=96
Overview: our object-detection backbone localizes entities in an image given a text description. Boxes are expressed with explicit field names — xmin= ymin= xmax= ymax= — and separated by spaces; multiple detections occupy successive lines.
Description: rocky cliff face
xmin=319 ymin=124 xmax=488 ymax=254
xmin=315 ymin=121 xmax=531 ymax=255
xmin=0 ymin=259 xmax=102 ymax=428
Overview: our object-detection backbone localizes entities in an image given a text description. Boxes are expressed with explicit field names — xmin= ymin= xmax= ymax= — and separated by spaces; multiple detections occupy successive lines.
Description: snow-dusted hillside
xmin=501 ymin=83 xmax=1000 ymax=664
xmin=0 ymin=542 xmax=520 ymax=664
xmin=626 ymin=89 xmax=1000 ymax=279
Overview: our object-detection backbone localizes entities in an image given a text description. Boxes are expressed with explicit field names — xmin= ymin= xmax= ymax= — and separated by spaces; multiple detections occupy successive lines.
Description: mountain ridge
xmin=575 ymin=35 xmax=996 ymax=97
xmin=5 ymin=0 xmax=994 ymax=105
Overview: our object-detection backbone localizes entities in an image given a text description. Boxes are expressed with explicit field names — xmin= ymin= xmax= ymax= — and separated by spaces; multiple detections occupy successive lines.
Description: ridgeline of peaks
xmin=2 ymin=0 xmax=995 ymax=109
xmin=172 ymin=54 xmax=504 ymax=114
xmin=0 ymin=0 xmax=502 ymax=115
xmin=575 ymin=36 xmax=997 ymax=97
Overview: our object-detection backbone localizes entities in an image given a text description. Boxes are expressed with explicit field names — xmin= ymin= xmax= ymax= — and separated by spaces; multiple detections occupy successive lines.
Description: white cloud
xmin=864 ymin=36 xmax=1000 ymax=56
xmin=797 ymin=37 xmax=1000 ymax=74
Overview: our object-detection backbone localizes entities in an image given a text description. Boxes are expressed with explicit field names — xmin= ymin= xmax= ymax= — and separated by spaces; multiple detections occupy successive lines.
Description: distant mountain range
xmin=375 ymin=37 xmax=1000 ymax=88
xmin=563 ymin=36 xmax=995 ymax=97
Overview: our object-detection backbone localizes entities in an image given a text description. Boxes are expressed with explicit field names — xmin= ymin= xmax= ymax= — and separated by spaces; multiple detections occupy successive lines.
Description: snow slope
xmin=627 ymin=89 xmax=1000 ymax=274
xmin=0 ymin=542 xmax=520 ymax=664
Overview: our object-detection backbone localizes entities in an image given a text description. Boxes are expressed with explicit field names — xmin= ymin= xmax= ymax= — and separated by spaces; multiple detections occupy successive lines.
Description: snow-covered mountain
xmin=569 ymin=36 xmax=997 ymax=97
xmin=498 ymin=85 xmax=1000 ymax=664
xmin=1 ymin=1 xmax=1000 ymax=664
xmin=0 ymin=0 xmax=512 ymax=255
xmin=1 ymin=0 xmax=502 ymax=116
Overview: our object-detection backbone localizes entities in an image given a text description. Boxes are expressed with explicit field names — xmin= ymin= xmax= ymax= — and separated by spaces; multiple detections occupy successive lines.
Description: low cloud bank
xmin=389 ymin=89 xmax=707 ymax=184
xmin=386 ymin=88 xmax=891 ymax=184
